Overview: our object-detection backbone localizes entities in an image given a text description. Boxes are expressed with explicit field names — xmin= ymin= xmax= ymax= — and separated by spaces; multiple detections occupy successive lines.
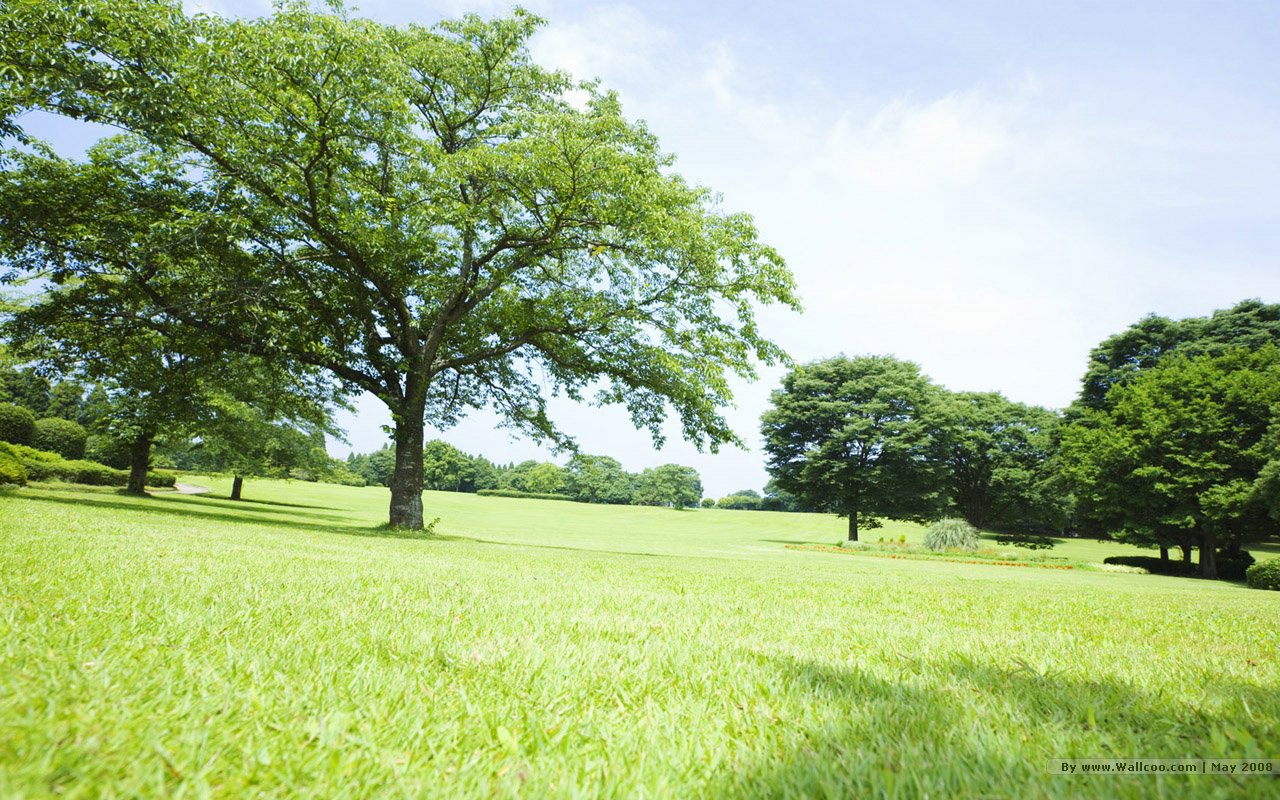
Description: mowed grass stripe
xmin=1 ymin=480 xmax=1276 ymax=798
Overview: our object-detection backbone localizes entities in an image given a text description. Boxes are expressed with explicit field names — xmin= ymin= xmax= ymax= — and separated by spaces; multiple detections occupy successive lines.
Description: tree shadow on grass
xmin=195 ymin=494 xmax=352 ymax=512
xmin=15 ymin=490 xmax=454 ymax=542
xmin=711 ymin=653 xmax=1271 ymax=798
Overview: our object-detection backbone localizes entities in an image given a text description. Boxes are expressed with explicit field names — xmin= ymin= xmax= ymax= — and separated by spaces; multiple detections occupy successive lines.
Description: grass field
xmin=2 ymin=478 xmax=1278 ymax=798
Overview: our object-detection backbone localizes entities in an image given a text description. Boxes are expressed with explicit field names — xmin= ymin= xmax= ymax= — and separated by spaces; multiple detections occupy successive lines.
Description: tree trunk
xmin=1180 ymin=544 xmax=1193 ymax=563
xmin=231 ymin=475 xmax=244 ymax=501
xmin=388 ymin=411 xmax=425 ymax=529
xmin=847 ymin=514 xmax=858 ymax=542
xmin=125 ymin=431 xmax=153 ymax=496
xmin=1199 ymin=531 xmax=1217 ymax=579
xmin=1159 ymin=544 xmax=1169 ymax=561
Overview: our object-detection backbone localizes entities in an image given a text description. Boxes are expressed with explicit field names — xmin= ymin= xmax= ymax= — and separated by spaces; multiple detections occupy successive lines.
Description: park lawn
xmin=1 ymin=479 xmax=1277 ymax=799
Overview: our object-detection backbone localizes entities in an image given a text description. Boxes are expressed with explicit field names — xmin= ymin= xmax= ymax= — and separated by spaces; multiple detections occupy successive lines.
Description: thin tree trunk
xmin=847 ymin=514 xmax=858 ymax=542
xmin=231 ymin=475 xmax=244 ymax=501
xmin=125 ymin=431 xmax=153 ymax=496
xmin=1159 ymin=544 xmax=1169 ymax=561
xmin=388 ymin=410 xmax=425 ymax=529
xmin=1180 ymin=544 xmax=1193 ymax=563
xmin=1199 ymin=531 xmax=1217 ymax=579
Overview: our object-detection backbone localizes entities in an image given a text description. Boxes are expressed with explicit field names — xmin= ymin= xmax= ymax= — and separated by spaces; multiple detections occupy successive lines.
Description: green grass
xmin=2 ymin=478 xmax=1277 ymax=798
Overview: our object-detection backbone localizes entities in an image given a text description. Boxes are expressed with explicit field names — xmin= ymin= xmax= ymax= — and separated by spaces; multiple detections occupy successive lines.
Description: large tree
xmin=938 ymin=391 xmax=1068 ymax=533
xmin=1062 ymin=347 xmax=1280 ymax=578
xmin=0 ymin=1 xmax=798 ymax=528
xmin=1077 ymin=299 xmax=1280 ymax=412
xmin=761 ymin=355 xmax=945 ymax=541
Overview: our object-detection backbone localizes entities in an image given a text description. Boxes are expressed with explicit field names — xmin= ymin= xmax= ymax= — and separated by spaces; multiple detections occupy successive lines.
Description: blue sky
xmin=21 ymin=1 xmax=1280 ymax=496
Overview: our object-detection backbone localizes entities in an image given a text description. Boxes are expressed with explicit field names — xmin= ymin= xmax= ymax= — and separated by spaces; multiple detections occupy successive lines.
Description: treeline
xmin=345 ymin=444 xmax=706 ymax=510
xmin=763 ymin=300 xmax=1280 ymax=579
xmin=0 ymin=354 xmax=349 ymax=499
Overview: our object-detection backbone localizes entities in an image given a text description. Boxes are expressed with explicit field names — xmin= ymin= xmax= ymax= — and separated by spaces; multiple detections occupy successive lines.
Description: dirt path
xmin=173 ymin=482 xmax=212 ymax=495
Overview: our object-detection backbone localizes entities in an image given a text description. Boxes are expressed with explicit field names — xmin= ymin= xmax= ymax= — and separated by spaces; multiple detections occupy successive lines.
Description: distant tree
xmin=760 ymin=478 xmax=810 ymax=512
xmin=717 ymin=489 xmax=762 ymax=510
xmin=348 ymin=447 xmax=397 ymax=488
xmin=564 ymin=454 xmax=635 ymax=504
xmin=634 ymin=464 xmax=702 ymax=509
xmin=761 ymin=355 xmax=945 ymax=541
xmin=524 ymin=462 xmax=568 ymax=495
xmin=422 ymin=440 xmax=477 ymax=492
xmin=1062 ymin=347 xmax=1280 ymax=578
xmin=938 ymin=391 xmax=1068 ymax=532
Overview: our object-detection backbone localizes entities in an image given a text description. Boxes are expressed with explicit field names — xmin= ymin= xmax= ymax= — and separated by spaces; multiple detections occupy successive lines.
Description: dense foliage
xmin=1245 ymin=559 xmax=1280 ymax=591
xmin=31 ymin=417 xmax=87 ymax=460
xmin=0 ymin=402 xmax=35 ymax=445
xmin=0 ymin=0 xmax=798 ymax=528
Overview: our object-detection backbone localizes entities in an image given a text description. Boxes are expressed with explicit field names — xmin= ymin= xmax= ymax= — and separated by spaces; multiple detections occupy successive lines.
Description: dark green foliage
xmin=762 ymin=355 xmax=945 ymax=540
xmin=347 ymin=447 xmax=396 ymax=488
xmin=924 ymin=518 xmax=980 ymax=551
xmin=0 ymin=448 xmax=26 ymax=485
xmin=994 ymin=534 xmax=1057 ymax=550
xmin=476 ymin=488 xmax=574 ymax=501
xmin=1078 ymin=300 xmax=1280 ymax=412
xmin=422 ymin=440 xmax=479 ymax=492
xmin=1214 ymin=550 xmax=1255 ymax=581
xmin=0 ymin=403 xmax=36 ymax=445
xmin=939 ymin=392 xmax=1069 ymax=533
xmin=1063 ymin=346 xmax=1280 ymax=578
xmin=1245 ymin=559 xmax=1280 ymax=590
xmin=84 ymin=434 xmax=131 ymax=469
xmin=1102 ymin=556 xmax=1198 ymax=577
xmin=31 ymin=417 xmax=87 ymax=459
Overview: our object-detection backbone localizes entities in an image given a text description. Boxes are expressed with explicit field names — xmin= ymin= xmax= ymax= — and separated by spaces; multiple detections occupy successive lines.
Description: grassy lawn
xmin=2 ymin=478 xmax=1277 ymax=798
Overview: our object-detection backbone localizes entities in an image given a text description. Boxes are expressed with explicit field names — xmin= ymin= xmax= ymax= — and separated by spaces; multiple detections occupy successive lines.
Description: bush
xmin=1102 ymin=556 xmax=1197 ymax=577
xmin=1245 ymin=559 xmax=1280 ymax=591
xmin=1215 ymin=550 xmax=1255 ymax=581
xmin=0 ymin=449 xmax=27 ymax=485
xmin=1 ymin=441 xmax=175 ymax=488
xmin=476 ymin=488 xmax=574 ymax=501
xmin=84 ymin=434 xmax=132 ymax=469
xmin=31 ymin=417 xmax=88 ymax=460
xmin=0 ymin=403 xmax=36 ymax=445
xmin=925 ymin=518 xmax=979 ymax=551
xmin=700 ymin=498 xmax=716 ymax=508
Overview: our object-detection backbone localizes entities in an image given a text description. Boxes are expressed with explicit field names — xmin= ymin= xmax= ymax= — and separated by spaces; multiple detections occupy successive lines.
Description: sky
xmin=20 ymin=1 xmax=1280 ymax=497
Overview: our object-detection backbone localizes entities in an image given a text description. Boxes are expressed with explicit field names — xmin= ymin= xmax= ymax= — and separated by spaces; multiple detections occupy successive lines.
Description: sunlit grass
xmin=1 ymin=479 xmax=1276 ymax=798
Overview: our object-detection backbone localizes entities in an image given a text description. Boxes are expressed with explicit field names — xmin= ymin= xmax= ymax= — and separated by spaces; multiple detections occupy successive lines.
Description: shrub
xmin=1245 ymin=559 xmax=1280 ymax=591
xmin=700 ymin=498 xmax=715 ymax=508
xmin=84 ymin=435 xmax=132 ymax=469
xmin=475 ymin=488 xmax=574 ymax=501
xmin=925 ymin=518 xmax=979 ymax=551
xmin=0 ymin=449 xmax=27 ymax=485
xmin=0 ymin=403 xmax=36 ymax=445
xmin=31 ymin=417 xmax=88 ymax=460
xmin=1102 ymin=556 xmax=1197 ymax=577
xmin=1215 ymin=550 xmax=1255 ymax=581
xmin=1 ymin=441 xmax=175 ymax=488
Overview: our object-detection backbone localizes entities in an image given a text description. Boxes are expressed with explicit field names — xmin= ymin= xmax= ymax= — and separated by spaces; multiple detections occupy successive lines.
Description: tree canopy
xmin=0 ymin=0 xmax=798 ymax=527
xmin=761 ymin=355 xmax=945 ymax=540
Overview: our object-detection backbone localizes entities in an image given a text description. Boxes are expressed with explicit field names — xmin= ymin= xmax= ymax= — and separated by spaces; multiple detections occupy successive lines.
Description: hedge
xmin=1102 ymin=556 xmax=1198 ymax=577
xmin=0 ymin=449 xmax=27 ymax=485
xmin=0 ymin=441 xmax=175 ymax=488
xmin=476 ymin=488 xmax=575 ymax=501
